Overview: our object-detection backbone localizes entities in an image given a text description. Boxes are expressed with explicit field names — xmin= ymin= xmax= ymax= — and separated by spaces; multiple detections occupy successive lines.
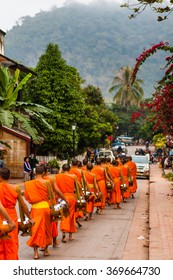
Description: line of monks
xmin=0 ymin=155 xmax=137 ymax=260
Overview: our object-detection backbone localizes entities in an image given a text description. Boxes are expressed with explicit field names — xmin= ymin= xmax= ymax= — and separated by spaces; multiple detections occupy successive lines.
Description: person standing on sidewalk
xmin=23 ymin=157 xmax=32 ymax=182
xmin=29 ymin=154 xmax=39 ymax=180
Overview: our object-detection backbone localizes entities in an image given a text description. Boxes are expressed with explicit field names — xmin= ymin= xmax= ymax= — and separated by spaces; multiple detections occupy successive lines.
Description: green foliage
xmin=121 ymin=0 xmax=173 ymax=21
xmin=0 ymin=66 xmax=53 ymax=144
xmin=24 ymin=43 xmax=86 ymax=156
xmin=77 ymin=85 xmax=118 ymax=150
xmin=164 ymin=172 xmax=173 ymax=181
xmin=47 ymin=158 xmax=60 ymax=169
xmin=109 ymin=66 xmax=144 ymax=109
xmin=24 ymin=44 xmax=118 ymax=156
xmin=152 ymin=133 xmax=167 ymax=148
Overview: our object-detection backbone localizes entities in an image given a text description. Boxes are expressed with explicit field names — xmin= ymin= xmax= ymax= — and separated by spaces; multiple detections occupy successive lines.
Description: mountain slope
xmin=4 ymin=1 xmax=173 ymax=100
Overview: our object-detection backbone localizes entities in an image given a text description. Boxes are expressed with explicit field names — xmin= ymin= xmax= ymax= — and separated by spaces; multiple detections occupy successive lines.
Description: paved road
xmin=18 ymin=179 xmax=148 ymax=260
xmin=18 ymin=145 xmax=150 ymax=260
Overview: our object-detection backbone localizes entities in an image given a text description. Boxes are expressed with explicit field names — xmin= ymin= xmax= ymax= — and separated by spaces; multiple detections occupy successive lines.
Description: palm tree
xmin=0 ymin=66 xmax=53 ymax=144
xmin=109 ymin=66 xmax=144 ymax=109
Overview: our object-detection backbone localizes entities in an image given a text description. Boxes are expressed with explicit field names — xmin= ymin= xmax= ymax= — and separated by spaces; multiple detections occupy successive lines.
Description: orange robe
xmin=81 ymin=166 xmax=87 ymax=171
xmin=126 ymin=161 xmax=138 ymax=193
xmin=105 ymin=163 xmax=113 ymax=201
xmin=119 ymin=165 xmax=131 ymax=199
xmin=55 ymin=173 xmax=77 ymax=233
xmin=24 ymin=180 xmax=52 ymax=248
xmin=92 ymin=165 xmax=107 ymax=209
xmin=69 ymin=167 xmax=84 ymax=219
xmin=109 ymin=166 xmax=122 ymax=205
xmin=0 ymin=182 xmax=19 ymax=260
xmin=43 ymin=175 xmax=58 ymax=239
xmin=83 ymin=170 xmax=96 ymax=213
xmin=69 ymin=167 xmax=82 ymax=183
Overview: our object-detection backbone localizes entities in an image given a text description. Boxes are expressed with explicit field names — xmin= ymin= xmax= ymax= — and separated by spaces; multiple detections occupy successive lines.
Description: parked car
xmin=111 ymin=141 xmax=127 ymax=154
xmin=97 ymin=149 xmax=115 ymax=162
xmin=131 ymin=155 xmax=150 ymax=179
xmin=117 ymin=136 xmax=134 ymax=146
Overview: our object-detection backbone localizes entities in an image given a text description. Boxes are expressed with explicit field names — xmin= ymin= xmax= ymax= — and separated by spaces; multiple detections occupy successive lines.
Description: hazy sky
xmin=0 ymin=0 xmax=124 ymax=32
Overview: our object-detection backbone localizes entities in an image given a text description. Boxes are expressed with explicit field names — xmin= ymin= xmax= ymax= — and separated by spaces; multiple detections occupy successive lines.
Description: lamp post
xmin=72 ymin=124 xmax=76 ymax=158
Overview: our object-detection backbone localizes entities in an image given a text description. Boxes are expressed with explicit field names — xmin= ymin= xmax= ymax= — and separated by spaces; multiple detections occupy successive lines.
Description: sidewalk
xmin=149 ymin=164 xmax=173 ymax=260
xmin=123 ymin=163 xmax=173 ymax=260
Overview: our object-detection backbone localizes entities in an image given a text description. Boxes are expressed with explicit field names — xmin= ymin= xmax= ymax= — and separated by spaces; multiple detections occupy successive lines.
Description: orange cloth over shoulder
xmin=126 ymin=161 xmax=138 ymax=193
xmin=109 ymin=166 xmax=122 ymax=205
xmin=24 ymin=179 xmax=52 ymax=248
xmin=24 ymin=179 xmax=49 ymax=204
xmin=0 ymin=182 xmax=19 ymax=260
xmin=55 ymin=173 xmax=77 ymax=233
xmin=92 ymin=165 xmax=107 ymax=209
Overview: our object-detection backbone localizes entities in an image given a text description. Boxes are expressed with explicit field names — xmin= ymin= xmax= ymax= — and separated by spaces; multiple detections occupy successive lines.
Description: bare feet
xmin=76 ymin=220 xmax=82 ymax=228
xmin=62 ymin=233 xmax=66 ymax=243
xmin=33 ymin=246 xmax=39 ymax=259
xmin=69 ymin=233 xmax=74 ymax=241
xmin=53 ymin=239 xmax=60 ymax=247
xmin=44 ymin=247 xmax=50 ymax=256
xmin=39 ymin=247 xmax=45 ymax=251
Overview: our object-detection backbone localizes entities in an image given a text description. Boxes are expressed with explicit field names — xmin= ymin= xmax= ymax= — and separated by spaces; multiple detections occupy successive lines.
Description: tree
xmin=121 ymin=0 xmax=173 ymax=21
xmin=0 ymin=66 xmax=53 ymax=144
xmin=73 ymin=85 xmax=118 ymax=151
xmin=131 ymin=42 xmax=173 ymax=136
xmin=24 ymin=43 xmax=86 ymax=157
xmin=109 ymin=66 xmax=144 ymax=110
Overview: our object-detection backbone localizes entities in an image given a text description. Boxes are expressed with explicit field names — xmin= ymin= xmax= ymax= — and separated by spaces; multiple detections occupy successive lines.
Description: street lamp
xmin=72 ymin=124 xmax=76 ymax=158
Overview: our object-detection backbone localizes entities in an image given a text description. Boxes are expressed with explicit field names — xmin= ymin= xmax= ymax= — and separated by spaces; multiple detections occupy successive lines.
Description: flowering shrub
xmin=131 ymin=42 xmax=173 ymax=135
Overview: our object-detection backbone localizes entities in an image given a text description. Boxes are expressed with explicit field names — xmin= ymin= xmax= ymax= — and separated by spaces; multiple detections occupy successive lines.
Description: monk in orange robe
xmin=83 ymin=162 xmax=100 ymax=220
xmin=24 ymin=165 xmax=68 ymax=259
xmin=126 ymin=156 xmax=138 ymax=198
xmin=109 ymin=160 xmax=122 ymax=209
xmin=69 ymin=158 xmax=86 ymax=227
xmin=92 ymin=158 xmax=113 ymax=214
xmin=0 ymin=167 xmax=34 ymax=260
xmin=0 ymin=200 xmax=16 ymax=235
xmin=40 ymin=165 xmax=60 ymax=249
xmin=104 ymin=157 xmax=114 ymax=205
xmin=55 ymin=164 xmax=77 ymax=242
xmin=118 ymin=158 xmax=131 ymax=202
xmin=81 ymin=158 xmax=88 ymax=171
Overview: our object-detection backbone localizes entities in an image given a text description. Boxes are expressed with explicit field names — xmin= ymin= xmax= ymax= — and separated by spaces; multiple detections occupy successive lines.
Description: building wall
xmin=2 ymin=131 xmax=29 ymax=178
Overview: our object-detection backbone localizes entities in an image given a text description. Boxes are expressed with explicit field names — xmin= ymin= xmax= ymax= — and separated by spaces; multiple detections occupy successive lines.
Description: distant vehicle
xmin=131 ymin=155 xmax=150 ymax=179
xmin=97 ymin=149 xmax=115 ymax=162
xmin=117 ymin=136 xmax=134 ymax=146
xmin=111 ymin=141 xmax=127 ymax=153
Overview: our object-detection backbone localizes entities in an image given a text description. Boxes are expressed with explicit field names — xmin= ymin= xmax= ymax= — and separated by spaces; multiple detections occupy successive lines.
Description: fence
xmin=36 ymin=155 xmax=85 ymax=168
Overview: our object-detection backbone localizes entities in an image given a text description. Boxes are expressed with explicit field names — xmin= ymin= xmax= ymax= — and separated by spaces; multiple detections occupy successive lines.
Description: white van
xmin=131 ymin=155 xmax=150 ymax=179
xmin=97 ymin=149 xmax=115 ymax=162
